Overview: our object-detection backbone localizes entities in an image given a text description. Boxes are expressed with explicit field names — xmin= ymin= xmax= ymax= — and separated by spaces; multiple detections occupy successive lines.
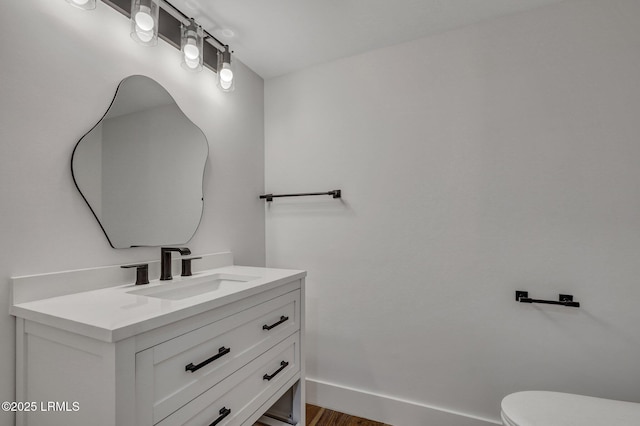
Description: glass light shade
xmin=130 ymin=0 xmax=159 ymax=46
xmin=181 ymin=20 xmax=204 ymax=72
xmin=67 ymin=0 xmax=96 ymax=10
xmin=216 ymin=47 xmax=235 ymax=92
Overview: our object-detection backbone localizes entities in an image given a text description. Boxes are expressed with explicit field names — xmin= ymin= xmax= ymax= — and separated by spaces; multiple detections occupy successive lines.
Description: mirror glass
xmin=71 ymin=75 xmax=208 ymax=248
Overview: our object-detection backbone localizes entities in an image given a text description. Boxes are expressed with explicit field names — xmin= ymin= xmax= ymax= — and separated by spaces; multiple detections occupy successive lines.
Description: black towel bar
xmin=259 ymin=189 xmax=341 ymax=202
xmin=515 ymin=291 xmax=580 ymax=308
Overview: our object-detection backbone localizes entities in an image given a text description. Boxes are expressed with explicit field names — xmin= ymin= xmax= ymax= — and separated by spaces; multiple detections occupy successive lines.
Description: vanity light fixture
xmin=66 ymin=0 xmax=96 ymax=10
xmin=130 ymin=0 xmax=159 ymax=46
xmin=217 ymin=45 xmax=235 ymax=92
xmin=181 ymin=19 xmax=203 ymax=72
xmin=66 ymin=0 xmax=235 ymax=92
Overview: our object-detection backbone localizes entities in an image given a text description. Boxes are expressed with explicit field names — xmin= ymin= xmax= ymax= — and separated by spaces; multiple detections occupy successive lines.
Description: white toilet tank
xmin=501 ymin=391 xmax=640 ymax=426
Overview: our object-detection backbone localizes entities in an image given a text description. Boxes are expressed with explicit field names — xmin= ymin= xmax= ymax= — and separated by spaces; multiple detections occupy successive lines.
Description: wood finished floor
xmin=255 ymin=404 xmax=392 ymax=426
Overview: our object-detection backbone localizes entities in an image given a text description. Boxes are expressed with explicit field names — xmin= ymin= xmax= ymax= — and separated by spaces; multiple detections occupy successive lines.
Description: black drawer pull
xmin=185 ymin=346 xmax=230 ymax=373
xmin=208 ymin=407 xmax=231 ymax=426
xmin=263 ymin=315 xmax=289 ymax=331
xmin=263 ymin=360 xmax=289 ymax=381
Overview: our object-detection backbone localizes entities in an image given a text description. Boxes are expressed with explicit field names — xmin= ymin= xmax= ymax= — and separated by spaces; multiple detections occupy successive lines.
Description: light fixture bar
xmin=159 ymin=0 xmax=227 ymax=51
xmin=101 ymin=0 xmax=228 ymax=72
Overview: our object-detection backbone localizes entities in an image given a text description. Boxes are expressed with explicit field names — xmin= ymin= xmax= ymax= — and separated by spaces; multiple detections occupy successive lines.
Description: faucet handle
xmin=121 ymin=263 xmax=150 ymax=285
xmin=161 ymin=246 xmax=191 ymax=256
xmin=181 ymin=257 xmax=202 ymax=277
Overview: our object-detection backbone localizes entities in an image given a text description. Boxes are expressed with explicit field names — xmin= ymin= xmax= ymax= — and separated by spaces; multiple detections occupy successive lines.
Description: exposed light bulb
xmin=136 ymin=28 xmax=153 ymax=42
xmin=184 ymin=56 xmax=199 ymax=69
xmin=130 ymin=1 xmax=158 ymax=45
xmin=184 ymin=39 xmax=200 ymax=60
xmin=135 ymin=6 xmax=155 ymax=31
xmin=180 ymin=22 xmax=203 ymax=72
xmin=219 ymin=64 xmax=234 ymax=91
xmin=220 ymin=79 xmax=232 ymax=90
xmin=220 ymin=65 xmax=233 ymax=83
xmin=67 ymin=0 xmax=96 ymax=10
xmin=217 ymin=47 xmax=235 ymax=92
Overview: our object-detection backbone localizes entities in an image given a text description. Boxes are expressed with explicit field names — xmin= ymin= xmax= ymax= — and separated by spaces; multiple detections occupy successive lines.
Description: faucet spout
xmin=160 ymin=247 xmax=191 ymax=280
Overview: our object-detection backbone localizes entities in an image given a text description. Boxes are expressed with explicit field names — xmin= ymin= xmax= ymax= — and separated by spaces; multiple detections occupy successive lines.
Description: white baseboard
xmin=306 ymin=378 xmax=501 ymax=426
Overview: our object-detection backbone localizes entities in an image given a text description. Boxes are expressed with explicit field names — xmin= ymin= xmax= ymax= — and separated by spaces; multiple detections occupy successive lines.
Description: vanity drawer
xmin=136 ymin=290 xmax=300 ymax=424
xmin=156 ymin=332 xmax=300 ymax=426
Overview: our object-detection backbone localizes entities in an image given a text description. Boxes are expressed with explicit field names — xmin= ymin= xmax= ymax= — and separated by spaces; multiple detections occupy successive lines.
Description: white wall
xmin=265 ymin=0 xmax=640 ymax=424
xmin=0 ymin=2 xmax=265 ymax=424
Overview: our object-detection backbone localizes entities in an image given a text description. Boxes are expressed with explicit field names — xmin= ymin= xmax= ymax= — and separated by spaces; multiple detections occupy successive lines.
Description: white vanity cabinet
xmin=11 ymin=257 xmax=305 ymax=426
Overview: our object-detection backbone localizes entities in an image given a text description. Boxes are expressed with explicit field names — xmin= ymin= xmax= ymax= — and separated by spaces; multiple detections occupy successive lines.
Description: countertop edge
xmin=12 ymin=268 xmax=306 ymax=343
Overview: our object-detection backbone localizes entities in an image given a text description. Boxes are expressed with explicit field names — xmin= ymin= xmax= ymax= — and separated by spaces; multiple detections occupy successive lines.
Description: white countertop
xmin=11 ymin=265 xmax=305 ymax=343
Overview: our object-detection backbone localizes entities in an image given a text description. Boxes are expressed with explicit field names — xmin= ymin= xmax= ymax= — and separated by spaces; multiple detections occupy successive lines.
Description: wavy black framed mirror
xmin=71 ymin=75 xmax=209 ymax=248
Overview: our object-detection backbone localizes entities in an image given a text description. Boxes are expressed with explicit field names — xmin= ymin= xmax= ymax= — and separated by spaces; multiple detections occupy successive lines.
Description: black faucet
xmin=160 ymin=247 xmax=191 ymax=280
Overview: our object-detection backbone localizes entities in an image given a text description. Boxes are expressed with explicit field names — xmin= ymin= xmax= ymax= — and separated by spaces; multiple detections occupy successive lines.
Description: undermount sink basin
xmin=127 ymin=273 xmax=258 ymax=300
